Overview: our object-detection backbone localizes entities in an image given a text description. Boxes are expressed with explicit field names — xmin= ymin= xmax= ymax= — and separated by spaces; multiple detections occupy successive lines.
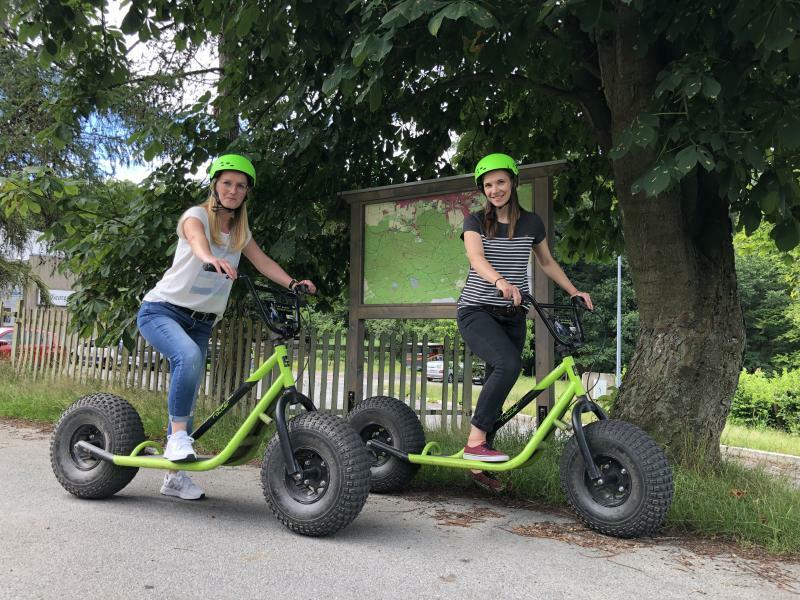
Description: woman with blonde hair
xmin=136 ymin=154 xmax=316 ymax=500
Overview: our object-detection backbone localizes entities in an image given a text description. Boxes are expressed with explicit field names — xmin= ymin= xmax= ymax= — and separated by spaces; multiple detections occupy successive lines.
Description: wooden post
xmin=533 ymin=175 xmax=555 ymax=426
xmin=345 ymin=200 xmax=365 ymax=412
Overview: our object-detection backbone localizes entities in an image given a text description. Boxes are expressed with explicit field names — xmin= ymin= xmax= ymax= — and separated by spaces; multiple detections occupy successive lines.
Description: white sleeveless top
xmin=143 ymin=206 xmax=251 ymax=319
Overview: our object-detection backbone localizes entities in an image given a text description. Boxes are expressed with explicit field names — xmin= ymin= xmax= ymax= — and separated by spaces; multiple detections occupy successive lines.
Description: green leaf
xmin=351 ymin=34 xmax=393 ymax=67
xmin=778 ymin=118 xmax=800 ymax=149
xmin=368 ymin=81 xmax=382 ymax=112
xmin=739 ymin=203 xmax=762 ymax=236
xmin=235 ymin=5 xmax=259 ymax=38
xmin=632 ymin=164 xmax=672 ymax=197
xmin=18 ymin=22 xmax=42 ymax=43
xmin=701 ymin=76 xmax=721 ymax=99
xmin=538 ymin=0 xmax=558 ymax=22
xmin=351 ymin=34 xmax=375 ymax=66
xmin=695 ymin=146 xmax=716 ymax=171
xmin=760 ymin=189 xmax=781 ymax=214
xmin=120 ymin=8 xmax=143 ymax=35
xmin=143 ymin=140 xmax=164 ymax=161
xmin=764 ymin=5 xmax=795 ymax=52
xmin=44 ymin=38 xmax=58 ymax=57
xmin=684 ymin=75 xmax=702 ymax=99
xmin=674 ymin=145 xmax=698 ymax=175
xmin=789 ymin=38 xmax=800 ymax=61
xmin=655 ymin=71 xmax=683 ymax=98
xmin=770 ymin=219 xmax=800 ymax=251
xmin=744 ymin=144 xmax=765 ymax=170
xmin=175 ymin=31 xmax=188 ymax=51
xmin=429 ymin=1 xmax=495 ymax=37
xmin=608 ymin=144 xmax=628 ymax=160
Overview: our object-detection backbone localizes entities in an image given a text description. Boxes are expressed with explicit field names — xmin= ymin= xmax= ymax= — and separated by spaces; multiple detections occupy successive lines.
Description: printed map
xmin=363 ymin=184 xmax=533 ymax=304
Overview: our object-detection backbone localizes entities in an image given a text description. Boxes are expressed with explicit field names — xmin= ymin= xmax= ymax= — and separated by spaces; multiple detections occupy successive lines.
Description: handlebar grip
xmin=293 ymin=283 xmax=310 ymax=295
xmin=203 ymin=263 xmax=219 ymax=273
xmin=571 ymin=295 xmax=590 ymax=311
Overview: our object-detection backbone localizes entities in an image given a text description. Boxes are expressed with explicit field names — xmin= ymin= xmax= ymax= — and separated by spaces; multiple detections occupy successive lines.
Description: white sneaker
xmin=160 ymin=472 xmax=205 ymax=500
xmin=164 ymin=430 xmax=197 ymax=462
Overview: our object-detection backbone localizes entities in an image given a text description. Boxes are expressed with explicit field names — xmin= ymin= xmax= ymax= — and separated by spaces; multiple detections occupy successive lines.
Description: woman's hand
xmin=293 ymin=279 xmax=317 ymax=294
xmin=205 ymin=257 xmax=238 ymax=280
xmin=571 ymin=291 xmax=593 ymax=311
xmin=496 ymin=278 xmax=522 ymax=306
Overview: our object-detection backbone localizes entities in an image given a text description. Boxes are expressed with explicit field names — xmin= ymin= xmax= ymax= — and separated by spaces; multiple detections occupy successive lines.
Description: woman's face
xmin=482 ymin=169 xmax=513 ymax=208
xmin=214 ymin=170 xmax=250 ymax=209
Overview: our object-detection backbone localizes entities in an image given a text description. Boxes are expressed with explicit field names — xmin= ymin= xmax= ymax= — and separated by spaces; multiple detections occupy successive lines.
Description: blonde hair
xmin=200 ymin=191 xmax=251 ymax=252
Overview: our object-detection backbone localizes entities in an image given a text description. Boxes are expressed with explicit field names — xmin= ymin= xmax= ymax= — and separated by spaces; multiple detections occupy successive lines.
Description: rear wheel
xmin=50 ymin=393 xmax=145 ymax=498
xmin=347 ymin=396 xmax=425 ymax=493
xmin=559 ymin=419 xmax=673 ymax=538
xmin=261 ymin=412 xmax=370 ymax=537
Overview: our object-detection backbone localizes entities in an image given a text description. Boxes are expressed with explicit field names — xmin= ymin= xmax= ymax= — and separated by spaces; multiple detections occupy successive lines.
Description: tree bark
xmin=596 ymin=5 xmax=745 ymax=463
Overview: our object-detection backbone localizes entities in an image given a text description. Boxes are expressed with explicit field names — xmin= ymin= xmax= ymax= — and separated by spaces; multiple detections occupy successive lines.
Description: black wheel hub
xmin=284 ymin=448 xmax=330 ymax=504
xmin=360 ymin=424 xmax=392 ymax=467
xmin=69 ymin=424 xmax=106 ymax=470
xmin=586 ymin=454 xmax=631 ymax=507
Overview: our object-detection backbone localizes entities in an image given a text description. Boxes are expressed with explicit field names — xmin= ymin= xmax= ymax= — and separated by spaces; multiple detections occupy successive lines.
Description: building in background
xmin=0 ymin=232 xmax=75 ymax=323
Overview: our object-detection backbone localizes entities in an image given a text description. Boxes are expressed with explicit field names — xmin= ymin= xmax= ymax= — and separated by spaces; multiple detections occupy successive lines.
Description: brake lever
xmin=571 ymin=295 xmax=592 ymax=312
xmin=202 ymin=263 xmax=230 ymax=279
xmin=293 ymin=283 xmax=311 ymax=296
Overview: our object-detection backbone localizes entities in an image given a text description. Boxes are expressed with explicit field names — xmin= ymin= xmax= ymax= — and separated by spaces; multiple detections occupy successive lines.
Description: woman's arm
xmin=464 ymin=231 xmax=522 ymax=305
xmin=183 ymin=217 xmax=239 ymax=279
xmin=242 ymin=239 xmax=317 ymax=293
xmin=532 ymin=241 xmax=593 ymax=310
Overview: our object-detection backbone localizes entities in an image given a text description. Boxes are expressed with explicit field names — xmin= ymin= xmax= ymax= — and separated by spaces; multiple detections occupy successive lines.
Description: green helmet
xmin=209 ymin=154 xmax=256 ymax=187
xmin=474 ymin=153 xmax=519 ymax=185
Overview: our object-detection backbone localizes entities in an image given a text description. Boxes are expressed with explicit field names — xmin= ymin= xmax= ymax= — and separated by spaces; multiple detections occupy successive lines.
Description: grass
xmin=1 ymin=364 xmax=798 ymax=555
xmin=0 ymin=364 xmax=262 ymax=455
xmin=722 ymin=422 xmax=800 ymax=457
xmin=415 ymin=426 xmax=800 ymax=555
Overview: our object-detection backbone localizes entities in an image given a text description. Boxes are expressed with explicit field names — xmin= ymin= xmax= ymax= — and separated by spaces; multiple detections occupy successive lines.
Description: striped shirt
xmin=457 ymin=210 xmax=546 ymax=309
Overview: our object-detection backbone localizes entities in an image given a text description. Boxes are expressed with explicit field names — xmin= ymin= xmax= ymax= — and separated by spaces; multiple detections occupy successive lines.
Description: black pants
xmin=457 ymin=306 xmax=526 ymax=433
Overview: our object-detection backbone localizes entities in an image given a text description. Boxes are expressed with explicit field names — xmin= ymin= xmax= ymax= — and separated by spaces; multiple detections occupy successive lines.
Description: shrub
xmin=731 ymin=370 xmax=800 ymax=434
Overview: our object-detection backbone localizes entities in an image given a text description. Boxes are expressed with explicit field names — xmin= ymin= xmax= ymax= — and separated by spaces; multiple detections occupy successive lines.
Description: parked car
xmin=426 ymin=358 xmax=485 ymax=385
xmin=2 ymin=329 xmax=62 ymax=363
xmin=0 ymin=326 xmax=14 ymax=360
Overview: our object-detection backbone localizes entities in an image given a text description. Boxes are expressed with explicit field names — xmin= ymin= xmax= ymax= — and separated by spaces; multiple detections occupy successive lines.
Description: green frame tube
xmin=112 ymin=344 xmax=297 ymax=471
xmin=408 ymin=355 xmax=587 ymax=472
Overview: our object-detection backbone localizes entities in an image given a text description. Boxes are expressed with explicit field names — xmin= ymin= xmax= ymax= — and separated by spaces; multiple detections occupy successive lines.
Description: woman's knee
xmin=492 ymin=354 xmax=521 ymax=384
xmin=171 ymin=345 xmax=204 ymax=376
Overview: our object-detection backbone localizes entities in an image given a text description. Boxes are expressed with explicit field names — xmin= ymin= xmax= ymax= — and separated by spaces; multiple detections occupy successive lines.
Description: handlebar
xmin=202 ymin=263 xmax=308 ymax=338
xmin=495 ymin=289 xmax=589 ymax=350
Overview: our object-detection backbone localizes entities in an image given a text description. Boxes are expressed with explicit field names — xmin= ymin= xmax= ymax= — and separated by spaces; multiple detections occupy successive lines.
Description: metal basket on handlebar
xmin=239 ymin=276 xmax=303 ymax=339
xmin=523 ymin=292 xmax=587 ymax=355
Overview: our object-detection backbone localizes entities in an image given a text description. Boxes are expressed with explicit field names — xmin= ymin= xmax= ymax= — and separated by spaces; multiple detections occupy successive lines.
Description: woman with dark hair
xmin=457 ymin=153 xmax=592 ymax=492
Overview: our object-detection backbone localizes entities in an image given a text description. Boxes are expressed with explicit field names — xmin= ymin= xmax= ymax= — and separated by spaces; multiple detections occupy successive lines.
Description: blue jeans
xmin=136 ymin=301 xmax=213 ymax=433
xmin=457 ymin=306 xmax=526 ymax=432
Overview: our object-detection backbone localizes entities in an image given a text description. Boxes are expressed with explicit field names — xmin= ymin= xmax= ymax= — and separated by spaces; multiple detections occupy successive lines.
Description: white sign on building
xmin=2 ymin=287 xmax=22 ymax=309
xmin=40 ymin=289 xmax=75 ymax=307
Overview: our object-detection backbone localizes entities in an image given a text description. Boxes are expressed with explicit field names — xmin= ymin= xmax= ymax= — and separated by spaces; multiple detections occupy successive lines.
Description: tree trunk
xmin=597 ymin=6 xmax=745 ymax=464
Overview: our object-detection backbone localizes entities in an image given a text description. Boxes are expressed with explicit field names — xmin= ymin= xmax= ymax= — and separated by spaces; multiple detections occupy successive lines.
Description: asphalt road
xmin=1 ymin=423 xmax=798 ymax=600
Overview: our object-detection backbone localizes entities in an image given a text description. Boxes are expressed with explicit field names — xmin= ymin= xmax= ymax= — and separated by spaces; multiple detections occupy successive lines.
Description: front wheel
xmin=50 ymin=393 xmax=145 ymax=499
xmin=261 ymin=412 xmax=371 ymax=537
xmin=347 ymin=396 xmax=425 ymax=493
xmin=559 ymin=419 xmax=673 ymax=538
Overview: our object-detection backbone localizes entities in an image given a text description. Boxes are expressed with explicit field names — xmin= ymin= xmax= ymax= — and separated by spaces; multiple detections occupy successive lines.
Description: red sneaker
xmin=469 ymin=471 xmax=506 ymax=493
xmin=463 ymin=442 xmax=509 ymax=462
